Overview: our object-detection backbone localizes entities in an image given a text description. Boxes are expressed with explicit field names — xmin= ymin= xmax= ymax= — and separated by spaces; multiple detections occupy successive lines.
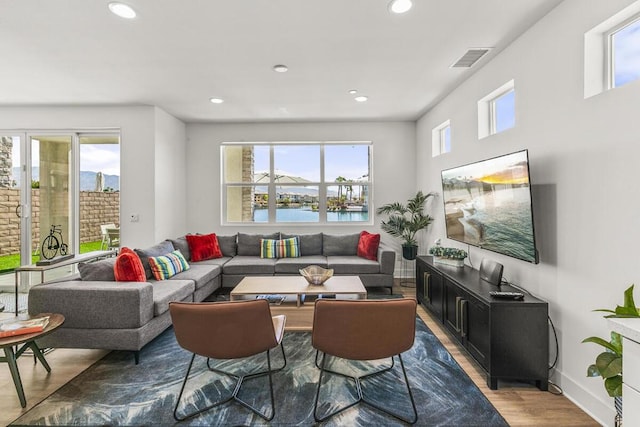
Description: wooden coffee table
xmin=231 ymin=276 xmax=367 ymax=331
xmin=0 ymin=313 xmax=65 ymax=407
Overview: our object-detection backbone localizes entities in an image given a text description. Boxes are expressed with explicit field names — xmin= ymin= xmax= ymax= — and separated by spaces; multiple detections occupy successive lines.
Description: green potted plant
xmin=582 ymin=285 xmax=640 ymax=426
xmin=376 ymin=191 xmax=435 ymax=260
xmin=428 ymin=245 xmax=468 ymax=267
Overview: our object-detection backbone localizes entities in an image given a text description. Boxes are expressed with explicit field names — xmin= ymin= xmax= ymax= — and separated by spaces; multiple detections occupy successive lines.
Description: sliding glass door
xmin=0 ymin=130 xmax=120 ymax=312
xmin=0 ymin=135 xmax=30 ymax=272
xmin=79 ymin=134 xmax=120 ymax=253
xmin=30 ymin=134 xmax=74 ymax=262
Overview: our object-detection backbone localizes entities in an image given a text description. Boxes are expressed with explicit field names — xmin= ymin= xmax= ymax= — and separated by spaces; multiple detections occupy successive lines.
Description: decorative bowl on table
xmin=299 ymin=265 xmax=334 ymax=285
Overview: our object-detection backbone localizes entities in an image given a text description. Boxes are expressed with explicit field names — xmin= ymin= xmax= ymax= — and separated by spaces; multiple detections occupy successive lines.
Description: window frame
xmin=477 ymin=79 xmax=515 ymax=139
xmin=221 ymin=141 xmax=373 ymax=225
xmin=431 ymin=120 xmax=451 ymax=157
xmin=605 ymin=13 xmax=640 ymax=89
xmin=584 ymin=3 xmax=640 ymax=98
xmin=489 ymin=87 xmax=515 ymax=135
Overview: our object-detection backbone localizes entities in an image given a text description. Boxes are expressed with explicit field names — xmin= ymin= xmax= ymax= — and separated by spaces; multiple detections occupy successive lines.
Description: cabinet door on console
xmin=444 ymin=279 xmax=465 ymax=340
xmin=416 ymin=257 xmax=444 ymax=322
xmin=426 ymin=268 xmax=444 ymax=322
xmin=461 ymin=296 xmax=490 ymax=370
xmin=416 ymin=259 xmax=428 ymax=306
xmin=444 ymin=279 xmax=490 ymax=369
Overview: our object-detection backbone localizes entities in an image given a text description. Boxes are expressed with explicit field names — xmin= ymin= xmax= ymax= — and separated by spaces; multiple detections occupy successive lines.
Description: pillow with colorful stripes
xmin=148 ymin=249 xmax=190 ymax=280
xmin=277 ymin=237 xmax=300 ymax=258
xmin=260 ymin=239 xmax=278 ymax=259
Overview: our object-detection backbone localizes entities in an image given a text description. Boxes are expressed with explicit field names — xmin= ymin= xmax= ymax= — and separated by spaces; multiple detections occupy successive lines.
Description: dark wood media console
xmin=416 ymin=256 xmax=549 ymax=391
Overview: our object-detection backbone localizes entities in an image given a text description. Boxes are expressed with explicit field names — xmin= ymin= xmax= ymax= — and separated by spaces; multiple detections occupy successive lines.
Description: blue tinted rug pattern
xmin=12 ymin=317 xmax=507 ymax=426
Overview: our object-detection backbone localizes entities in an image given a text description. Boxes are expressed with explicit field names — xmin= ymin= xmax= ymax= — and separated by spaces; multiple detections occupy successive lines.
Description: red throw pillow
xmin=186 ymin=233 xmax=222 ymax=262
xmin=114 ymin=247 xmax=146 ymax=282
xmin=357 ymin=231 xmax=381 ymax=261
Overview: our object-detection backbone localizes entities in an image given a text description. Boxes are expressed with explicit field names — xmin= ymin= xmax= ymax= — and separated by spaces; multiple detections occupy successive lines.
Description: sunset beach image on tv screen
xmin=441 ymin=150 xmax=537 ymax=263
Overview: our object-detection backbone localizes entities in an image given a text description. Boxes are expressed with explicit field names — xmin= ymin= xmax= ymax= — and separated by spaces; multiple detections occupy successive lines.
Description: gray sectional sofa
xmin=28 ymin=232 xmax=395 ymax=362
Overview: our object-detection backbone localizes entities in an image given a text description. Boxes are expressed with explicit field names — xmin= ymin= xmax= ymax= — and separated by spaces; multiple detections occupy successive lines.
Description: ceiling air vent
xmin=450 ymin=48 xmax=492 ymax=68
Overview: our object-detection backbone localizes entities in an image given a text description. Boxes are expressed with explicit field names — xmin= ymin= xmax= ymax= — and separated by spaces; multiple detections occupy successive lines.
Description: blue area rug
xmin=11 ymin=317 xmax=507 ymax=426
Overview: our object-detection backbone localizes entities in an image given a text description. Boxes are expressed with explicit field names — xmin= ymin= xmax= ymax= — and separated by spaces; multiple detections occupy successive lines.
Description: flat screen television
xmin=440 ymin=149 xmax=539 ymax=264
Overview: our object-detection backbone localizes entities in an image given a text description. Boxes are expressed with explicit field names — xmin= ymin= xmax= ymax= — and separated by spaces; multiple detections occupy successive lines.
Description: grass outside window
xmin=0 ymin=241 xmax=103 ymax=273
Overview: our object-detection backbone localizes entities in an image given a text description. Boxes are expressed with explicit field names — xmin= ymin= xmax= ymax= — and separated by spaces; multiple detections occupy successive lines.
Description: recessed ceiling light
xmin=108 ymin=2 xmax=137 ymax=19
xmin=354 ymin=96 xmax=369 ymax=102
xmin=210 ymin=98 xmax=224 ymax=104
xmin=348 ymin=89 xmax=358 ymax=94
xmin=388 ymin=0 xmax=412 ymax=14
xmin=273 ymin=64 xmax=289 ymax=73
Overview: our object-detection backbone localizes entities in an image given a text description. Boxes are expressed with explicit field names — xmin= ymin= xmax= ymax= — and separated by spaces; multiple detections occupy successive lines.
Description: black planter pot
xmin=402 ymin=245 xmax=418 ymax=260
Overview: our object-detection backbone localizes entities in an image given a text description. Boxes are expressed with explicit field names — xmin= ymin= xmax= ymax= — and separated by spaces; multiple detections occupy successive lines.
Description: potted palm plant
xmin=583 ymin=284 xmax=640 ymax=427
xmin=376 ymin=191 xmax=435 ymax=260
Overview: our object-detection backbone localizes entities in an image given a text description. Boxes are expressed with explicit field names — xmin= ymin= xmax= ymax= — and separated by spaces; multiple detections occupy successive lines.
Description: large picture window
xmin=222 ymin=142 xmax=371 ymax=224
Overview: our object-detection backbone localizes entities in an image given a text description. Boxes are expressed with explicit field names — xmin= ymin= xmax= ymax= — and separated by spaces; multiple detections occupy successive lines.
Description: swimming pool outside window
xmin=221 ymin=142 xmax=372 ymax=224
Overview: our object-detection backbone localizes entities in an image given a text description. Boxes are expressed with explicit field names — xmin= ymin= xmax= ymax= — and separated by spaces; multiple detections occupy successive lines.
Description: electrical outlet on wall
xmin=130 ymin=213 xmax=139 ymax=222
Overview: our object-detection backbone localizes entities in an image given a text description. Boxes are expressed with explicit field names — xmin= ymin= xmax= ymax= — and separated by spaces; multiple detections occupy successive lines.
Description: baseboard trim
xmin=554 ymin=370 xmax=613 ymax=426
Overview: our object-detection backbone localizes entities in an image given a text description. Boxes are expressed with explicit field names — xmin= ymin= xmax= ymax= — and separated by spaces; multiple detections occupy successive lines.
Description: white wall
xmin=0 ymin=105 xmax=186 ymax=249
xmin=185 ymin=121 xmax=418 ymax=254
xmin=416 ymin=0 xmax=640 ymax=424
xmin=154 ymin=108 xmax=187 ymax=241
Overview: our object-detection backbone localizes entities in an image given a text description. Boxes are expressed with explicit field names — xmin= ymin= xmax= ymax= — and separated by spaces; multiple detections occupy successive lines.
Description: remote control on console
xmin=489 ymin=291 xmax=525 ymax=300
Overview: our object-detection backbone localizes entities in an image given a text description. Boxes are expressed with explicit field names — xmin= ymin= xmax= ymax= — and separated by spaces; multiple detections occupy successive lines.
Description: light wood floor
xmin=0 ymin=282 xmax=598 ymax=426
xmin=0 ymin=347 xmax=108 ymax=425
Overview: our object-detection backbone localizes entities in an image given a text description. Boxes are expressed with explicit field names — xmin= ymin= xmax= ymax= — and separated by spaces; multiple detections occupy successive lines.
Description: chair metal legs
xmin=173 ymin=342 xmax=286 ymax=422
xmin=207 ymin=340 xmax=287 ymax=376
xmin=313 ymin=352 xmax=418 ymax=424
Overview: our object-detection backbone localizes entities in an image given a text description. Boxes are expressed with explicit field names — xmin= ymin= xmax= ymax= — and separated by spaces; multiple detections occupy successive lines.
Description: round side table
xmin=0 ymin=313 xmax=64 ymax=408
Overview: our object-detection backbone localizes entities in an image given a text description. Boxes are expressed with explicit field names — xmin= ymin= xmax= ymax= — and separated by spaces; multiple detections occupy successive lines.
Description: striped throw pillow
xmin=277 ymin=237 xmax=300 ymax=258
xmin=148 ymin=250 xmax=190 ymax=280
xmin=260 ymin=239 xmax=278 ymax=259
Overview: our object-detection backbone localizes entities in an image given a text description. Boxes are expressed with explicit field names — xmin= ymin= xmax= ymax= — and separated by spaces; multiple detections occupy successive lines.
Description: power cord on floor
xmin=547 ymin=380 xmax=564 ymax=396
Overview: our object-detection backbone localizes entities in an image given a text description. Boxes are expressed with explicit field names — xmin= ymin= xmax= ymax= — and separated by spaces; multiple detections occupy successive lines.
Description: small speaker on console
xmin=480 ymin=258 xmax=504 ymax=286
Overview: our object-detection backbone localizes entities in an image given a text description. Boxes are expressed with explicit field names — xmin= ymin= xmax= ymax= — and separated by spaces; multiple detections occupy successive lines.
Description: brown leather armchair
xmin=312 ymin=297 xmax=418 ymax=424
xmin=169 ymin=299 xmax=286 ymax=421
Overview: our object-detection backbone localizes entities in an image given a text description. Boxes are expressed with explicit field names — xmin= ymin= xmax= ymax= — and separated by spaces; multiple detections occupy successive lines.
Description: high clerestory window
xmin=608 ymin=15 xmax=640 ymax=88
xmin=584 ymin=5 xmax=640 ymax=98
xmin=432 ymin=120 xmax=451 ymax=157
xmin=478 ymin=80 xmax=515 ymax=139
xmin=221 ymin=142 xmax=372 ymax=224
